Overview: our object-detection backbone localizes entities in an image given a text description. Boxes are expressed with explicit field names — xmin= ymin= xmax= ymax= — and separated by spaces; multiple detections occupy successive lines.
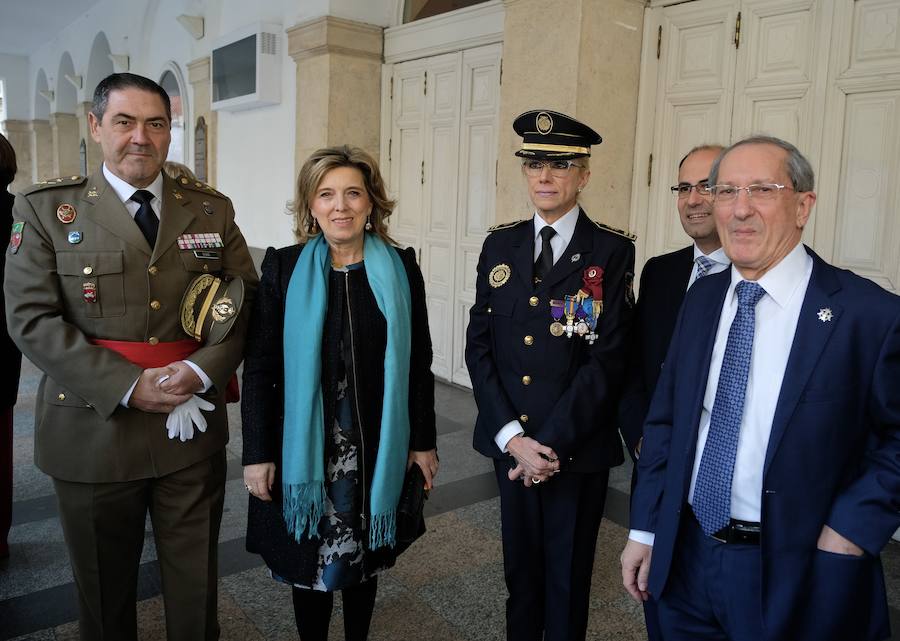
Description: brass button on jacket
xmin=519 ymin=414 xmax=529 ymax=423
xmin=148 ymin=337 xmax=159 ymax=345
xmin=524 ymin=335 xmax=534 ymax=346
xmin=148 ymin=266 xmax=159 ymax=276
xmin=149 ymin=300 xmax=161 ymax=310
xmin=522 ymin=375 xmax=532 ymax=385
xmin=529 ymin=296 xmax=539 ymax=307
xmin=82 ymin=266 xmax=93 ymax=276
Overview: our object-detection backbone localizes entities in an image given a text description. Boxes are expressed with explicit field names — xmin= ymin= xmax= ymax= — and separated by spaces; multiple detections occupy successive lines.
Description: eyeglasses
xmin=709 ymin=183 xmax=793 ymax=202
xmin=670 ymin=181 xmax=712 ymax=198
xmin=522 ymin=160 xmax=584 ymax=177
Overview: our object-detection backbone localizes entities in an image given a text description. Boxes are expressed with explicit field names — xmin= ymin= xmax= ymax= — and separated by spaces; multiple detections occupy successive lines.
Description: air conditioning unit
xmin=211 ymin=22 xmax=281 ymax=112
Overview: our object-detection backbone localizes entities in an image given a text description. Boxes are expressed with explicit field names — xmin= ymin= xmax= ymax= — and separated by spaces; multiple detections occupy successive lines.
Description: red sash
xmin=91 ymin=338 xmax=240 ymax=403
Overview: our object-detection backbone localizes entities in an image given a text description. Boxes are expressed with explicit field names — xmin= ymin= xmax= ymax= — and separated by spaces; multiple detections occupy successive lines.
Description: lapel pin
xmin=202 ymin=201 xmax=214 ymax=215
xmin=87 ymin=187 xmax=99 ymax=198
xmin=570 ymin=253 xmax=581 ymax=263
xmin=56 ymin=203 xmax=77 ymax=224
xmin=173 ymin=190 xmax=183 ymax=200
xmin=817 ymin=308 xmax=833 ymax=322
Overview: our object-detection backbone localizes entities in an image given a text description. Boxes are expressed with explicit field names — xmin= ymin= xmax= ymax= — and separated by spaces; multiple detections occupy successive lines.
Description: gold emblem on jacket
xmin=489 ymin=263 xmax=511 ymax=288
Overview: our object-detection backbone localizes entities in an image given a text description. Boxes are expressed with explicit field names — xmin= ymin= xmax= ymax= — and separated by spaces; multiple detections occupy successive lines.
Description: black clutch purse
xmin=396 ymin=463 xmax=428 ymax=546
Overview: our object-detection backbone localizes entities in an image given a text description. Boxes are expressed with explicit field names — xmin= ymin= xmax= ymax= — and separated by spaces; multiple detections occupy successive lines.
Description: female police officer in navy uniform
xmin=466 ymin=110 xmax=635 ymax=641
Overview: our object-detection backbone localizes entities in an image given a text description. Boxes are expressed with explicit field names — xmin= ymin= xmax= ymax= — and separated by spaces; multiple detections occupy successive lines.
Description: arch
xmin=85 ymin=32 xmax=115 ymax=100
xmin=34 ymin=69 xmax=50 ymax=120
xmin=56 ymin=52 xmax=77 ymax=113
xmin=158 ymin=62 xmax=189 ymax=164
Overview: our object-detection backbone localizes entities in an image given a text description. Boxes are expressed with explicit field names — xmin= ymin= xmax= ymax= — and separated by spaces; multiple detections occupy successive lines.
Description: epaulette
xmin=593 ymin=220 xmax=637 ymax=242
xmin=487 ymin=219 xmax=529 ymax=233
xmin=173 ymin=175 xmax=227 ymax=199
xmin=21 ymin=175 xmax=86 ymax=195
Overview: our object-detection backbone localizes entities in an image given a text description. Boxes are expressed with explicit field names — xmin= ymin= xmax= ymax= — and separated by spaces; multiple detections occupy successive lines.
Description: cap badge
xmin=536 ymin=112 xmax=553 ymax=135
xmin=489 ymin=263 xmax=511 ymax=288
xmin=211 ymin=296 xmax=236 ymax=323
xmin=57 ymin=203 xmax=77 ymax=224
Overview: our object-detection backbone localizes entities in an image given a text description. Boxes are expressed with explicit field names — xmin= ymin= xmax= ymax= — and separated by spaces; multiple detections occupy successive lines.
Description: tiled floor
xmin=2 ymin=358 xmax=899 ymax=640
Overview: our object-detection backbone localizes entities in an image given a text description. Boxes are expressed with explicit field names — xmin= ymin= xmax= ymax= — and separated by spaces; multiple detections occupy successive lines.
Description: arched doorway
xmin=159 ymin=65 xmax=189 ymax=164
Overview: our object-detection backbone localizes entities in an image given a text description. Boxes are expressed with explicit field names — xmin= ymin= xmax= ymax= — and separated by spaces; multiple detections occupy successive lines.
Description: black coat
xmin=1 ymin=190 xmax=22 ymax=407
xmin=241 ymin=242 xmax=436 ymax=585
xmin=616 ymin=246 xmax=694 ymax=457
xmin=466 ymin=210 xmax=636 ymax=472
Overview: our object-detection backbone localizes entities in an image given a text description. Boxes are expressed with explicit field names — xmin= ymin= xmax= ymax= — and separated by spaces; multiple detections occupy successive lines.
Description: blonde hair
xmin=291 ymin=145 xmax=397 ymax=245
xmin=163 ymin=161 xmax=198 ymax=183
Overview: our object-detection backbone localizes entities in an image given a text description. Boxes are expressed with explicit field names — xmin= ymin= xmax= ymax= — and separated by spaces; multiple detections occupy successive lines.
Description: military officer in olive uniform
xmin=466 ymin=110 xmax=636 ymax=641
xmin=4 ymin=73 xmax=258 ymax=641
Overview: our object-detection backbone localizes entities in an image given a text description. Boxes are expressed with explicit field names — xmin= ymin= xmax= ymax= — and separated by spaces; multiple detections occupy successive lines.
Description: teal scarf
xmin=282 ymin=233 xmax=412 ymax=550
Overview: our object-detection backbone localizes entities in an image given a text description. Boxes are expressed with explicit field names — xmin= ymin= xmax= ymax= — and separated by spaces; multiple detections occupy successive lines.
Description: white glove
xmin=166 ymin=395 xmax=215 ymax=442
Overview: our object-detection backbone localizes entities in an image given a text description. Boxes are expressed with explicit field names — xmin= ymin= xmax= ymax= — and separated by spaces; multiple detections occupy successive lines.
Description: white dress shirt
xmin=494 ymin=205 xmax=580 ymax=453
xmin=102 ymin=164 xmax=213 ymax=406
xmin=630 ymin=242 xmax=812 ymax=545
xmin=687 ymin=245 xmax=730 ymax=290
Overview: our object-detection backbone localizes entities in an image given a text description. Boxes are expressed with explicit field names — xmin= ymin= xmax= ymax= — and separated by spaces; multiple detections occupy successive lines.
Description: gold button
xmin=524 ymin=335 xmax=534 ymax=346
xmin=148 ymin=336 xmax=159 ymax=345
xmin=57 ymin=393 xmax=66 ymax=401
xmin=150 ymin=300 xmax=161 ymax=310
xmin=522 ymin=375 xmax=532 ymax=385
xmin=82 ymin=266 xmax=93 ymax=275
xmin=148 ymin=266 xmax=159 ymax=275
xmin=529 ymin=296 xmax=539 ymax=307
xmin=202 ymin=264 xmax=209 ymax=272
xmin=519 ymin=414 xmax=529 ymax=423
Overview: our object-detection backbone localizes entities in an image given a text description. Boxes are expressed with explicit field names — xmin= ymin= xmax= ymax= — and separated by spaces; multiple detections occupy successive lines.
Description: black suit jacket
xmin=466 ymin=209 xmax=636 ymax=472
xmin=617 ymin=246 xmax=694 ymax=456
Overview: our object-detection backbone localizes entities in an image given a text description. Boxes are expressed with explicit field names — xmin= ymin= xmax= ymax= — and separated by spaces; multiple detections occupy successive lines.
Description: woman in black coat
xmin=0 ymin=133 xmax=23 ymax=559
xmin=241 ymin=145 xmax=437 ymax=641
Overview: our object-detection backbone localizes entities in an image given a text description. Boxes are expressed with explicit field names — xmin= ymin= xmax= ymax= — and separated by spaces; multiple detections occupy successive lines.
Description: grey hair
xmin=678 ymin=144 xmax=724 ymax=170
xmin=709 ymin=135 xmax=814 ymax=192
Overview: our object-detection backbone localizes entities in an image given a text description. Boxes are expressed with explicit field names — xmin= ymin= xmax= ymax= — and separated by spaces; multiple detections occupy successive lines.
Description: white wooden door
xmin=386 ymin=43 xmax=502 ymax=386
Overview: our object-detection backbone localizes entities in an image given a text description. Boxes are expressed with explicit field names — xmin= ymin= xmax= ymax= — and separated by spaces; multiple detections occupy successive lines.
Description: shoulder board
xmin=173 ymin=175 xmax=227 ymax=199
xmin=593 ymin=220 xmax=637 ymax=242
xmin=21 ymin=175 xmax=86 ymax=195
xmin=487 ymin=219 xmax=529 ymax=233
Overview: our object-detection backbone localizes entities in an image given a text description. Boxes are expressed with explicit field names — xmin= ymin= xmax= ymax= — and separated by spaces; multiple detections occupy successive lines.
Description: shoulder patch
xmin=173 ymin=175 xmax=226 ymax=199
xmin=21 ymin=175 xmax=86 ymax=195
xmin=593 ymin=220 xmax=637 ymax=242
xmin=487 ymin=219 xmax=529 ymax=233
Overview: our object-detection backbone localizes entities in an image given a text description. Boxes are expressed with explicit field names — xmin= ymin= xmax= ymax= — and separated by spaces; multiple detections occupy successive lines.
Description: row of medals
xmin=549 ymin=294 xmax=603 ymax=344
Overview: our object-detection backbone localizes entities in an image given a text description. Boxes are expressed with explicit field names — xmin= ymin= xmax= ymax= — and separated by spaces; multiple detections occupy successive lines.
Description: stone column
xmin=76 ymin=102 xmax=102 ymax=175
xmin=188 ymin=56 xmax=217 ymax=185
xmin=2 ymin=120 xmax=34 ymax=192
xmin=495 ymin=0 xmax=645 ymax=229
xmin=30 ymin=119 xmax=53 ymax=183
xmin=286 ymin=16 xmax=383 ymax=171
xmin=50 ymin=112 xmax=80 ymax=177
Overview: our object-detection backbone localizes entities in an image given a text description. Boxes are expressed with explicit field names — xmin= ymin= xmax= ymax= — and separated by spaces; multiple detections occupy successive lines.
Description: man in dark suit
xmin=4 ymin=73 xmax=257 ymax=640
xmin=618 ymin=144 xmax=727 ymax=641
xmin=620 ymin=135 xmax=900 ymax=641
xmin=466 ymin=110 xmax=636 ymax=641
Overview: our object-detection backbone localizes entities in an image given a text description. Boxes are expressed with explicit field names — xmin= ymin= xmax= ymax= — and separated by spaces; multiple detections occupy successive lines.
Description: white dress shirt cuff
xmin=628 ymin=530 xmax=655 ymax=546
xmin=494 ymin=420 xmax=525 ymax=453
xmin=121 ymin=377 xmax=140 ymax=407
xmin=183 ymin=360 xmax=213 ymax=392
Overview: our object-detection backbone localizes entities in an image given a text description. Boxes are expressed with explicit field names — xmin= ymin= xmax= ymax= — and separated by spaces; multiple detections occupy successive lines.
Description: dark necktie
xmin=692 ymin=280 xmax=766 ymax=535
xmin=130 ymin=189 xmax=158 ymax=248
xmin=534 ymin=226 xmax=557 ymax=283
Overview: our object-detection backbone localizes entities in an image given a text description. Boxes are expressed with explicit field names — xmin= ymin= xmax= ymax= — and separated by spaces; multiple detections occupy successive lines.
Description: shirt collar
xmin=533 ymin=204 xmax=580 ymax=245
xmin=102 ymin=163 xmax=164 ymax=206
xmin=693 ymin=244 xmax=730 ymax=266
xmin=727 ymin=242 xmax=811 ymax=308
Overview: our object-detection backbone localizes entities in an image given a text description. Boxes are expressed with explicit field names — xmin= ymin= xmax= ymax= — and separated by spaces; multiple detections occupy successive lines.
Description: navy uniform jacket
xmin=618 ymin=245 xmax=694 ymax=456
xmin=631 ymin=248 xmax=900 ymax=641
xmin=466 ymin=209 xmax=635 ymax=472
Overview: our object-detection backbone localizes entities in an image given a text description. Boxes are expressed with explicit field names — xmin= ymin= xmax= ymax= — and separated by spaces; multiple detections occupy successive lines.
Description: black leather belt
xmin=689 ymin=506 xmax=761 ymax=545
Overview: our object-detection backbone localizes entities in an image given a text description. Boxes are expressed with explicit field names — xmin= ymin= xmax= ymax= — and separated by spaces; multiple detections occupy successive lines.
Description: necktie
xmin=534 ymin=226 xmax=557 ymax=283
xmin=695 ymin=255 xmax=715 ymax=280
xmin=130 ymin=189 xmax=158 ymax=248
xmin=692 ymin=280 xmax=766 ymax=536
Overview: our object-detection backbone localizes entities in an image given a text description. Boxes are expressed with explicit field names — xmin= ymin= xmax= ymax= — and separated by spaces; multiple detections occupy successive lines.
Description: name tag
xmin=193 ymin=250 xmax=221 ymax=260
